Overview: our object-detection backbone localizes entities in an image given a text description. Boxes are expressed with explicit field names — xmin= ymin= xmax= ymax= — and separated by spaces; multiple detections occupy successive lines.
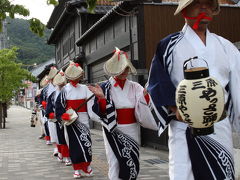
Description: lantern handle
xmin=183 ymin=56 xmax=209 ymax=71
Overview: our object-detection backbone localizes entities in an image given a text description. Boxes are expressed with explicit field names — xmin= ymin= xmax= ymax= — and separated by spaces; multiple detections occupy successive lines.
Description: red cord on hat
xmin=113 ymin=49 xmax=121 ymax=61
xmin=123 ymin=52 xmax=128 ymax=60
xmin=70 ymin=62 xmax=80 ymax=67
xmin=113 ymin=50 xmax=129 ymax=61
xmin=182 ymin=10 xmax=212 ymax=30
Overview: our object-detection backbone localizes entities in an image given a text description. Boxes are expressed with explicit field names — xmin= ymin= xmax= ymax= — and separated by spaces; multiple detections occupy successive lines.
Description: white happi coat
xmin=168 ymin=24 xmax=240 ymax=180
xmin=101 ymin=77 xmax=155 ymax=180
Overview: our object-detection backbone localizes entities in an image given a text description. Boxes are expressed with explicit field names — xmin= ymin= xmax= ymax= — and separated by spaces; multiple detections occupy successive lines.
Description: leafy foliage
xmin=0 ymin=47 xmax=35 ymax=103
xmin=47 ymin=0 xmax=59 ymax=6
xmin=29 ymin=18 xmax=45 ymax=37
xmin=6 ymin=18 xmax=54 ymax=65
xmin=0 ymin=0 xmax=58 ymax=36
xmin=0 ymin=0 xmax=111 ymax=36
xmin=87 ymin=0 xmax=97 ymax=13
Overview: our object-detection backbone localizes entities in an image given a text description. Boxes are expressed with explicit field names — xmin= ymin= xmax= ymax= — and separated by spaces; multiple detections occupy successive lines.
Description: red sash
xmin=66 ymin=99 xmax=87 ymax=112
xmin=116 ymin=108 xmax=136 ymax=124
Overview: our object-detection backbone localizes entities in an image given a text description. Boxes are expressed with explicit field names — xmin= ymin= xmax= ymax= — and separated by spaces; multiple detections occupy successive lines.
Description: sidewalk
xmin=0 ymin=106 xmax=169 ymax=180
xmin=1 ymin=106 xmax=239 ymax=180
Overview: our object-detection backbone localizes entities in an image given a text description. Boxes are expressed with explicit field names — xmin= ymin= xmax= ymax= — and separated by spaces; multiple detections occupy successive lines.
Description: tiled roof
xmin=76 ymin=1 xmax=125 ymax=46
xmin=47 ymin=0 xmax=115 ymax=44
xmin=76 ymin=5 xmax=114 ymax=14
xmin=30 ymin=59 xmax=55 ymax=77
xmin=96 ymin=0 xmax=118 ymax=6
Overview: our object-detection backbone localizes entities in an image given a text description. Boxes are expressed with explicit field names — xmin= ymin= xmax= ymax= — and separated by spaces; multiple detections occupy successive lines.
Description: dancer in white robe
xmin=38 ymin=75 xmax=49 ymax=139
xmin=147 ymin=0 xmax=240 ymax=179
xmin=40 ymin=66 xmax=58 ymax=147
xmin=34 ymin=88 xmax=45 ymax=139
xmin=55 ymin=61 xmax=94 ymax=179
xmin=45 ymin=70 xmax=71 ymax=165
xmin=88 ymin=48 xmax=159 ymax=180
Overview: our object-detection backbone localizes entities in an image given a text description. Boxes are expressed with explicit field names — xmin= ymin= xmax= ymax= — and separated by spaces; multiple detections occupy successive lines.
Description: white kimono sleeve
xmin=134 ymin=82 xmax=159 ymax=131
xmin=85 ymin=86 xmax=102 ymax=123
xmin=227 ymin=41 xmax=240 ymax=134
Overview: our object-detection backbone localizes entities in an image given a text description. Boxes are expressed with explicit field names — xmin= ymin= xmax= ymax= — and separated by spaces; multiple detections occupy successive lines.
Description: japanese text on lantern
xmin=177 ymin=85 xmax=192 ymax=125
xmin=191 ymin=79 xmax=218 ymax=127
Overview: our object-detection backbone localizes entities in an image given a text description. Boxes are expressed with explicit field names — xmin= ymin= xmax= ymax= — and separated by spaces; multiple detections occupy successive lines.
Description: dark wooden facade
xmin=79 ymin=15 xmax=140 ymax=83
xmin=143 ymin=4 xmax=240 ymax=70
xmin=47 ymin=0 xmax=113 ymax=75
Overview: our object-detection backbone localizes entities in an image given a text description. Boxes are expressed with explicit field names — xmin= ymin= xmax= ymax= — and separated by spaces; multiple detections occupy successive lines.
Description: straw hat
xmin=40 ymin=75 xmax=49 ymax=87
xmin=53 ymin=70 xmax=67 ymax=86
xmin=103 ymin=47 xmax=137 ymax=77
xmin=174 ymin=0 xmax=220 ymax=15
xmin=65 ymin=61 xmax=84 ymax=80
xmin=48 ymin=66 xmax=58 ymax=79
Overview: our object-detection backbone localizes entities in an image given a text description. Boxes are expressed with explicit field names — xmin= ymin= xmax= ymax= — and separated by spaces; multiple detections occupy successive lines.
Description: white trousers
xmin=103 ymin=123 xmax=140 ymax=180
xmin=48 ymin=121 xmax=58 ymax=144
xmin=168 ymin=118 xmax=234 ymax=180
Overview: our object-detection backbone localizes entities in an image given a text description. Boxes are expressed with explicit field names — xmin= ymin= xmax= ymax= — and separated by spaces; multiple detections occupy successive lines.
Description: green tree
xmin=0 ymin=0 xmax=58 ymax=37
xmin=7 ymin=17 xmax=55 ymax=65
xmin=0 ymin=0 xmax=108 ymax=37
xmin=0 ymin=47 xmax=35 ymax=128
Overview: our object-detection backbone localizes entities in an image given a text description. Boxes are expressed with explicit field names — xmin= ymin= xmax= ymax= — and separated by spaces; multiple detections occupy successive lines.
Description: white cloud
xmin=12 ymin=0 xmax=54 ymax=25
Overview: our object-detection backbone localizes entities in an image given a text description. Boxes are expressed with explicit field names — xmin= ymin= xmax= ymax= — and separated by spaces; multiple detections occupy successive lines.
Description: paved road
xmin=0 ymin=106 xmax=169 ymax=180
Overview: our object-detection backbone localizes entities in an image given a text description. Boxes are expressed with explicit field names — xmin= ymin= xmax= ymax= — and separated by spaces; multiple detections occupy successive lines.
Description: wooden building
xmin=47 ymin=0 xmax=116 ymax=72
xmin=48 ymin=0 xmax=240 ymax=149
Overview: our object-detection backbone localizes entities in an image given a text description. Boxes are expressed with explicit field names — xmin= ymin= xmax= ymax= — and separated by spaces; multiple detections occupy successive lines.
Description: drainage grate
xmin=144 ymin=158 xmax=168 ymax=165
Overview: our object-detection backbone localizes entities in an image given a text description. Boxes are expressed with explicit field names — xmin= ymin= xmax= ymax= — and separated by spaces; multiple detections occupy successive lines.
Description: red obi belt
xmin=66 ymin=99 xmax=87 ymax=112
xmin=116 ymin=108 xmax=136 ymax=124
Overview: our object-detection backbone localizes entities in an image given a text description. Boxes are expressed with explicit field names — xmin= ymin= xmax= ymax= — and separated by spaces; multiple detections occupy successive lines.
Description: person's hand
xmin=88 ymin=84 xmax=105 ymax=99
xmin=169 ymin=106 xmax=183 ymax=122
xmin=175 ymin=109 xmax=183 ymax=122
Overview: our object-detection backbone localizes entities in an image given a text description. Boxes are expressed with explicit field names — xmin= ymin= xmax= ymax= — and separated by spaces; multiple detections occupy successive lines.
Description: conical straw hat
xmin=174 ymin=0 xmax=220 ymax=15
xmin=103 ymin=47 xmax=137 ymax=77
xmin=65 ymin=61 xmax=84 ymax=80
xmin=48 ymin=66 xmax=58 ymax=79
xmin=40 ymin=75 xmax=49 ymax=87
xmin=53 ymin=70 xmax=67 ymax=86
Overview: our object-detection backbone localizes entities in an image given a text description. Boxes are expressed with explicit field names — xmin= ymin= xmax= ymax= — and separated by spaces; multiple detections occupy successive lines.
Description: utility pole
xmin=0 ymin=20 xmax=8 ymax=50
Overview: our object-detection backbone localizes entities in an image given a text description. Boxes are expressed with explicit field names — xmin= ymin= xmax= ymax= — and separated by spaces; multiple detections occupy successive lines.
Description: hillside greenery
xmin=6 ymin=18 xmax=54 ymax=65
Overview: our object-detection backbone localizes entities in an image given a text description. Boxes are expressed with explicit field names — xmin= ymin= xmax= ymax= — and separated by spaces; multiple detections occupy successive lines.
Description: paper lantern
xmin=176 ymin=57 xmax=225 ymax=136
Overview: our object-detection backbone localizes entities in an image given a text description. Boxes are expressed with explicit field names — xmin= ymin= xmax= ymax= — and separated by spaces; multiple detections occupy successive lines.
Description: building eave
xmin=47 ymin=0 xmax=87 ymax=45
xmin=46 ymin=0 xmax=71 ymax=29
xmin=75 ymin=1 xmax=129 ymax=46
xmin=47 ymin=0 xmax=114 ymax=45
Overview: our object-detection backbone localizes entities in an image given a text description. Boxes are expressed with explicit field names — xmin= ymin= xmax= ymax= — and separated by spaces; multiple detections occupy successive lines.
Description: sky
xmin=12 ymin=0 xmax=55 ymax=25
